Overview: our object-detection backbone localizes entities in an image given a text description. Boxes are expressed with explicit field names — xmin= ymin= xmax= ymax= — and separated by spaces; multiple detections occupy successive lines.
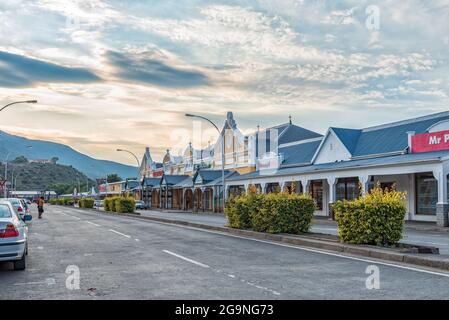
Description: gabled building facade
xmin=227 ymin=111 xmax=449 ymax=227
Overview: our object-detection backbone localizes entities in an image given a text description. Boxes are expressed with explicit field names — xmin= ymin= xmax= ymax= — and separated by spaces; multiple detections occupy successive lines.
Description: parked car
xmin=94 ymin=200 xmax=104 ymax=208
xmin=5 ymin=198 xmax=28 ymax=219
xmin=0 ymin=200 xmax=31 ymax=270
xmin=135 ymin=200 xmax=147 ymax=210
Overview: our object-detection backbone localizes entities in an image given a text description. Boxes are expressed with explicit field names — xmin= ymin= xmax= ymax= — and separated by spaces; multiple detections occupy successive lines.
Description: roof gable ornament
xmin=226 ymin=111 xmax=237 ymax=129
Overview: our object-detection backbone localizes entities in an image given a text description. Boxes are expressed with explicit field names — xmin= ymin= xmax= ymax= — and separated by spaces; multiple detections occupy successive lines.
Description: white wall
xmin=314 ymin=131 xmax=351 ymax=164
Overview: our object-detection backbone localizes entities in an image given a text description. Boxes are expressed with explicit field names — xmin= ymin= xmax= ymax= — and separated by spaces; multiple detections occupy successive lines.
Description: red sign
xmin=152 ymin=170 xmax=164 ymax=177
xmin=411 ymin=129 xmax=449 ymax=153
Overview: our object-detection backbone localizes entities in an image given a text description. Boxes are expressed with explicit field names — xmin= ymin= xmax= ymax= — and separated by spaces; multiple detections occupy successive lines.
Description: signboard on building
xmin=411 ymin=129 xmax=449 ymax=153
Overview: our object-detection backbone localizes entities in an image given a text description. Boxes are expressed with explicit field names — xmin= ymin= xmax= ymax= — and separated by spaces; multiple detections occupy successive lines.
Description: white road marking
xmin=108 ymin=229 xmax=131 ymax=238
xmin=14 ymin=278 xmax=55 ymax=286
xmin=135 ymin=238 xmax=140 ymax=242
xmin=145 ymin=220 xmax=449 ymax=278
xmin=163 ymin=250 xmax=210 ymax=268
xmin=228 ymin=274 xmax=235 ymax=278
xmin=37 ymin=246 xmax=43 ymax=250
xmin=86 ymin=221 xmax=101 ymax=227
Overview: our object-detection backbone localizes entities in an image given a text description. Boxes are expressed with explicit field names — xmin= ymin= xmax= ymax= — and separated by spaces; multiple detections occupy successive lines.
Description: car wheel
xmin=13 ymin=254 xmax=26 ymax=271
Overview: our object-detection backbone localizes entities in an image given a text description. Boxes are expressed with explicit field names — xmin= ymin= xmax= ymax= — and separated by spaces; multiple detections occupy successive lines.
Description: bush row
xmin=79 ymin=198 xmax=95 ymax=209
xmin=104 ymin=196 xmax=135 ymax=214
xmin=225 ymin=190 xmax=315 ymax=234
xmin=49 ymin=197 xmax=74 ymax=206
xmin=332 ymin=185 xmax=406 ymax=246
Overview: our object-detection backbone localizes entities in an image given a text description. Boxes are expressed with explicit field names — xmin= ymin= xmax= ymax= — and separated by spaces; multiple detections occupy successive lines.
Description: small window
xmin=380 ymin=182 xmax=395 ymax=191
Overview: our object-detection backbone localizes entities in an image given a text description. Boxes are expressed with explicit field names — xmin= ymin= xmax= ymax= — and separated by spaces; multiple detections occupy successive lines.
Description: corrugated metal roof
xmin=162 ymin=175 xmax=190 ymax=186
xmin=142 ymin=177 xmax=162 ymax=187
xmin=331 ymin=128 xmax=361 ymax=155
xmin=278 ymin=124 xmax=323 ymax=145
xmin=228 ymin=150 xmax=449 ymax=182
xmin=352 ymin=112 xmax=449 ymax=157
xmin=279 ymin=140 xmax=322 ymax=166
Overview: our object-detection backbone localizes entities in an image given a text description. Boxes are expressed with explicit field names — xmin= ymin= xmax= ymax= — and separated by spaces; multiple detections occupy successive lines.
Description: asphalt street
xmin=138 ymin=210 xmax=449 ymax=255
xmin=1 ymin=205 xmax=449 ymax=299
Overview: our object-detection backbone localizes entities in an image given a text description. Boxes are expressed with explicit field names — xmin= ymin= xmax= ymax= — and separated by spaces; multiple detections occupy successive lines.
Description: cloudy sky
xmin=1 ymin=0 xmax=449 ymax=165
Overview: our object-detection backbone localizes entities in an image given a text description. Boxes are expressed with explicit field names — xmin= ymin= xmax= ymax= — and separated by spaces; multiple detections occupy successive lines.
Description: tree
xmin=11 ymin=155 xmax=28 ymax=164
xmin=107 ymin=173 xmax=122 ymax=183
xmin=51 ymin=157 xmax=59 ymax=164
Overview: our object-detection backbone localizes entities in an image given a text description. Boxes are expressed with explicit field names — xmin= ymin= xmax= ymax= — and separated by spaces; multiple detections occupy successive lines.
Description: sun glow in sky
xmin=1 ymin=0 xmax=449 ymax=165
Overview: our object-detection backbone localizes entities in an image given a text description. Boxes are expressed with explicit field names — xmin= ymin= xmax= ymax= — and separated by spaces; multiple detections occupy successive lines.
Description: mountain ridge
xmin=0 ymin=130 xmax=137 ymax=179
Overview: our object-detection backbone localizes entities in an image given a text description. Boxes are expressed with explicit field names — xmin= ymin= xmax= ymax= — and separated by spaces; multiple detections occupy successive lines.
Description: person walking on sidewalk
xmin=37 ymin=196 xmax=45 ymax=219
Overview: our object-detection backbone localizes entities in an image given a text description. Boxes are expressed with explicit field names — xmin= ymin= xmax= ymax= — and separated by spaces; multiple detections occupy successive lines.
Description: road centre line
xmin=108 ymin=229 xmax=131 ymax=238
xmin=86 ymin=221 xmax=101 ymax=227
xmin=163 ymin=250 xmax=210 ymax=268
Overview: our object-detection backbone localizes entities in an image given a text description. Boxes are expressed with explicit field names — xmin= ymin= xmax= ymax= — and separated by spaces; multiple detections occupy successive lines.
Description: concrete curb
xmin=68 ymin=206 xmax=449 ymax=272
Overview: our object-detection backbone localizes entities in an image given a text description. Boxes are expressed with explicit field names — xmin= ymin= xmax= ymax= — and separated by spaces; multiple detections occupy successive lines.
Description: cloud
xmin=0 ymin=51 xmax=101 ymax=88
xmin=106 ymin=50 xmax=210 ymax=88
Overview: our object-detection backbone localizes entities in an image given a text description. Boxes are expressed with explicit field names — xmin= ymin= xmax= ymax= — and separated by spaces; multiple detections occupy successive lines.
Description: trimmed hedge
xmin=79 ymin=198 xmax=95 ymax=209
xmin=104 ymin=196 xmax=135 ymax=214
xmin=50 ymin=198 xmax=74 ymax=205
xmin=115 ymin=197 xmax=135 ymax=213
xmin=333 ymin=185 xmax=406 ymax=246
xmin=225 ymin=190 xmax=315 ymax=234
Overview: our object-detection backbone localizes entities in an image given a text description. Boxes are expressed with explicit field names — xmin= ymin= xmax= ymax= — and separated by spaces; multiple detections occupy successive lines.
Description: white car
xmin=0 ymin=200 xmax=32 ymax=270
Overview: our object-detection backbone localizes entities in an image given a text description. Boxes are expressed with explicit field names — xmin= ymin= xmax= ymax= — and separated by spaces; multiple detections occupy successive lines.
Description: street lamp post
xmin=3 ymin=152 xmax=11 ymax=198
xmin=117 ymin=149 xmax=142 ymax=200
xmin=185 ymin=113 xmax=226 ymax=213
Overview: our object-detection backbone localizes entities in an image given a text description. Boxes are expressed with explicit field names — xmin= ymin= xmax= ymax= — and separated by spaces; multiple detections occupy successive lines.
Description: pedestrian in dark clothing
xmin=37 ymin=197 xmax=45 ymax=219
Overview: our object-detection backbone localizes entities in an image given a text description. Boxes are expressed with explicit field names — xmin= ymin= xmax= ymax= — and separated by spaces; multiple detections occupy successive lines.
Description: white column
xmin=260 ymin=182 xmax=267 ymax=194
xmin=300 ymin=178 xmax=309 ymax=194
xmin=359 ymin=175 xmax=370 ymax=197
xmin=327 ymin=177 xmax=337 ymax=219
xmin=433 ymin=168 xmax=449 ymax=227
xmin=280 ymin=181 xmax=286 ymax=193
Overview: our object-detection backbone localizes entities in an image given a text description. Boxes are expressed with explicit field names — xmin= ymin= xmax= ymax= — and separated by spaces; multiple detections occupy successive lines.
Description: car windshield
xmin=0 ymin=204 xmax=12 ymax=218
xmin=7 ymin=199 xmax=20 ymax=206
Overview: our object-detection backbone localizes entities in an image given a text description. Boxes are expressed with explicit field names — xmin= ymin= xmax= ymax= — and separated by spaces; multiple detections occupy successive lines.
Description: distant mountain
xmin=0 ymin=131 xmax=137 ymax=179
xmin=0 ymin=161 xmax=95 ymax=193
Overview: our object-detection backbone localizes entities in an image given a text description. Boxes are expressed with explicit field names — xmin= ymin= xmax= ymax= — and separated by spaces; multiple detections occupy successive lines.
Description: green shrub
xmin=251 ymin=193 xmax=315 ymax=234
xmin=110 ymin=197 xmax=119 ymax=212
xmin=104 ymin=197 xmax=115 ymax=211
xmin=79 ymin=198 xmax=94 ymax=209
xmin=225 ymin=192 xmax=263 ymax=229
xmin=225 ymin=191 xmax=315 ymax=234
xmin=115 ymin=197 xmax=135 ymax=213
xmin=57 ymin=198 xmax=65 ymax=205
xmin=63 ymin=197 xmax=74 ymax=206
xmin=104 ymin=198 xmax=110 ymax=211
xmin=333 ymin=186 xmax=406 ymax=246
xmin=49 ymin=198 xmax=57 ymax=205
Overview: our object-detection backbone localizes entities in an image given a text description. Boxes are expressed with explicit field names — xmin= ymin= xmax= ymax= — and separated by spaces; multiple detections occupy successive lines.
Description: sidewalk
xmin=136 ymin=209 xmax=449 ymax=255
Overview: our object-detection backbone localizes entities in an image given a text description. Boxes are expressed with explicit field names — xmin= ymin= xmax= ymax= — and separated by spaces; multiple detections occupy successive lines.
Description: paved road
xmin=138 ymin=210 xmax=449 ymax=255
xmin=1 ymin=205 xmax=449 ymax=299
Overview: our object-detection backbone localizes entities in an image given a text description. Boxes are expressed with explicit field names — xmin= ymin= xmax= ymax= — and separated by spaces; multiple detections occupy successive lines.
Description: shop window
xmin=266 ymin=183 xmax=280 ymax=194
xmin=380 ymin=182 xmax=395 ymax=191
xmin=336 ymin=178 xmax=359 ymax=201
xmin=310 ymin=181 xmax=323 ymax=211
xmin=415 ymin=173 xmax=437 ymax=215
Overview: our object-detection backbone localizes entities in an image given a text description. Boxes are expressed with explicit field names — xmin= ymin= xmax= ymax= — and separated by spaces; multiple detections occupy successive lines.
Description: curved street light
xmin=0 ymin=100 xmax=37 ymax=113
xmin=117 ymin=149 xmax=142 ymax=200
xmin=185 ymin=113 xmax=226 ymax=213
